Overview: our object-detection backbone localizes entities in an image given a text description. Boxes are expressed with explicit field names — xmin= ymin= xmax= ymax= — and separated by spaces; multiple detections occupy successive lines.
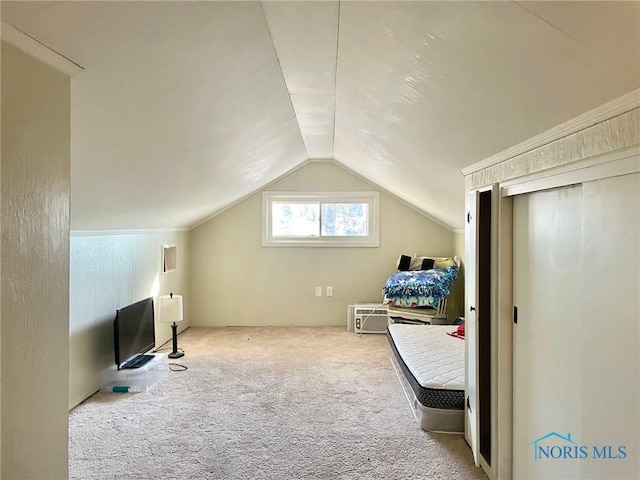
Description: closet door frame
xmin=466 ymin=183 xmax=512 ymax=479
xmin=465 ymin=189 xmax=479 ymax=465
xmin=495 ymin=189 xmax=513 ymax=480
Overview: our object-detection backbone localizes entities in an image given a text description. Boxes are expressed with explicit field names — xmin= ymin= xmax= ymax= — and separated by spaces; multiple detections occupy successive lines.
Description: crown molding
xmin=1 ymin=22 xmax=84 ymax=77
xmin=500 ymin=145 xmax=640 ymax=198
xmin=461 ymin=89 xmax=640 ymax=176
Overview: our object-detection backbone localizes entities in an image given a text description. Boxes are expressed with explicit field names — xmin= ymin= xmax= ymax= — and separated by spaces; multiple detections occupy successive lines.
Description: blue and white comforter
xmin=382 ymin=266 xmax=458 ymax=308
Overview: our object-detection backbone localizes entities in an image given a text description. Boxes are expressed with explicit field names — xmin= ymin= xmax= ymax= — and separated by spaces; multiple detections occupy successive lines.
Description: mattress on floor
xmin=387 ymin=324 xmax=465 ymax=410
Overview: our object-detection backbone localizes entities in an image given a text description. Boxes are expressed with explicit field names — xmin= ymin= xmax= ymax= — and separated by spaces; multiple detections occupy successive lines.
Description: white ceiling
xmin=2 ymin=1 xmax=639 ymax=231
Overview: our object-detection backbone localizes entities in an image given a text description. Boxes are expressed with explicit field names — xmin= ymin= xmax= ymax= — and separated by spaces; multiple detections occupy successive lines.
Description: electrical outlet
xmin=326 ymin=286 xmax=333 ymax=297
xmin=315 ymin=286 xmax=322 ymax=297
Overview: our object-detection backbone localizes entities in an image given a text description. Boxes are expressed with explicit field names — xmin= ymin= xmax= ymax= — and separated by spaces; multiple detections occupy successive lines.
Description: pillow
xmin=397 ymin=254 xmax=435 ymax=271
xmin=434 ymin=258 xmax=455 ymax=269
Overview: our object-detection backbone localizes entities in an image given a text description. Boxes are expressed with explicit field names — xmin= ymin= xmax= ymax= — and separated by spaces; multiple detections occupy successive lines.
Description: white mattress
xmin=387 ymin=324 xmax=465 ymax=391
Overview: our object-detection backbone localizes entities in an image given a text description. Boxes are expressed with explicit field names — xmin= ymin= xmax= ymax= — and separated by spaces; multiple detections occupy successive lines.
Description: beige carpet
xmin=70 ymin=327 xmax=487 ymax=480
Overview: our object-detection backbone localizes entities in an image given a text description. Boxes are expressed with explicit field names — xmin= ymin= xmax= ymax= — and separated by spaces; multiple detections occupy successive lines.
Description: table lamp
xmin=159 ymin=293 xmax=185 ymax=359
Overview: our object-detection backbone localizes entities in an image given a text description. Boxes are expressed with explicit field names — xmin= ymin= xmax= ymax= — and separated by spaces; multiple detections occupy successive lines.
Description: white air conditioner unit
xmin=348 ymin=304 xmax=388 ymax=334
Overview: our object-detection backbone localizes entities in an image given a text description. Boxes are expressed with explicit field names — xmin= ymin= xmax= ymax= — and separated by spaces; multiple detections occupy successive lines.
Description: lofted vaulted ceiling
xmin=2 ymin=1 xmax=639 ymax=231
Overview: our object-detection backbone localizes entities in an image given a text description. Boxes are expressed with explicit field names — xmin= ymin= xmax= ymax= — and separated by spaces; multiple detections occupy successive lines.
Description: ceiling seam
xmin=2 ymin=21 xmax=85 ymax=71
xmin=259 ymin=1 xmax=309 ymax=159
xmin=513 ymin=2 xmax=633 ymax=90
xmin=331 ymin=0 xmax=341 ymax=160
xmin=513 ymin=2 xmax=581 ymax=45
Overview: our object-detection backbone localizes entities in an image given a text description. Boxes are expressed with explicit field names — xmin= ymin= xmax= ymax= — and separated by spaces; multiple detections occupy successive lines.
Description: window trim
xmin=262 ymin=191 xmax=379 ymax=247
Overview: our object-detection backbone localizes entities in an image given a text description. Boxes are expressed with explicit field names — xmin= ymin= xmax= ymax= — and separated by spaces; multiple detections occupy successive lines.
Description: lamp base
xmin=168 ymin=322 xmax=184 ymax=359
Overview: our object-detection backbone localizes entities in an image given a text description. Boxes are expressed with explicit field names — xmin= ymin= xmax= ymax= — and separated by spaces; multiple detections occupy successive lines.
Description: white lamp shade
xmin=159 ymin=294 xmax=183 ymax=323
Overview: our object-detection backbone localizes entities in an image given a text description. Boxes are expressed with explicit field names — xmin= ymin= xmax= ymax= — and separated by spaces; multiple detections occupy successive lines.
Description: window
xmin=262 ymin=192 xmax=379 ymax=247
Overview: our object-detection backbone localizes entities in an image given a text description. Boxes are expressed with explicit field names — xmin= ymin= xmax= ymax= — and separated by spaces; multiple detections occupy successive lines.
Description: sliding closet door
xmin=513 ymin=173 xmax=639 ymax=479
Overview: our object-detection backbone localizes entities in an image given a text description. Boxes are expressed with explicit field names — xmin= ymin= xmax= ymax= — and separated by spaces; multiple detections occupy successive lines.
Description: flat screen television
xmin=114 ymin=296 xmax=156 ymax=369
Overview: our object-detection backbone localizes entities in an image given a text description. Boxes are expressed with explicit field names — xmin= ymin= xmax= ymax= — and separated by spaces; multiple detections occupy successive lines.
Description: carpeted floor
xmin=69 ymin=327 xmax=487 ymax=480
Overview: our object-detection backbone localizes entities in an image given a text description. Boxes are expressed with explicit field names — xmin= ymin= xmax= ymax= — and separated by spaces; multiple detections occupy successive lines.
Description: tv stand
xmin=103 ymin=353 xmax=168 ymax=392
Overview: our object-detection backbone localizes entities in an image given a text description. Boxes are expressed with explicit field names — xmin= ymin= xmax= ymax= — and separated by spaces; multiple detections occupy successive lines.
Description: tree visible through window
xmin=321 ymin=203 xmax=368 ymax=236
xmin=263 ymin=192 xmax=379 ymax=247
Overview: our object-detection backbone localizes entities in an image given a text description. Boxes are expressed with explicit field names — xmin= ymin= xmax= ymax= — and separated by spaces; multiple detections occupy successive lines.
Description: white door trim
xmin=465 ymin=190 xmax=480 ymax=466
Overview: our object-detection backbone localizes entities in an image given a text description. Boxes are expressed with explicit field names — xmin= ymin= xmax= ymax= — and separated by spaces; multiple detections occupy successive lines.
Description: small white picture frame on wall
xmin=162 ymin=244 xmax=177 ymax=274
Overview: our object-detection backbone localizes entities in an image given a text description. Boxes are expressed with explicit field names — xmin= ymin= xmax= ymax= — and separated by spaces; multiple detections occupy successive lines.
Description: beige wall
xmin=448 ymin=231 xmax=466 ymax=322
xmin=69 ymin=231 xmax=190 ymax=409
xmin=1 ymin=41 xmax=70 ymax=479
xmin=453 ymin=231 xmax=465 ymax=262
xmin=190 ymin=161 xmax=456 ymax=327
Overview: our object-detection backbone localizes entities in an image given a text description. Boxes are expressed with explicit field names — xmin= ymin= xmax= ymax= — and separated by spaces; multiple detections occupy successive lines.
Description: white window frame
xmin=262 ymin=191 xmax=379 ymax=247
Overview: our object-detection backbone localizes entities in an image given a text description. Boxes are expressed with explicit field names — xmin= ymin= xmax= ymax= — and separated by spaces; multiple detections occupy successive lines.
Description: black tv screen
xmin=114 ymin=297 xmax=156 ymax=369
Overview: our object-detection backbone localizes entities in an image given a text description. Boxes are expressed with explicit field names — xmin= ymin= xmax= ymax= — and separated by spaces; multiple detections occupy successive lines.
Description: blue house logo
xmin=529 ymin=432 xmax=627 ymax=462
xmin=529 ymin=432 xmax=583 ymax=462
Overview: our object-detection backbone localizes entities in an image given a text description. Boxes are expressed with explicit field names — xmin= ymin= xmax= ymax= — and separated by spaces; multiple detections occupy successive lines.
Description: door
xmin=465 ymin=190 xmax=479 ymax=465
xmin=513 ymin=173 xmax=640 ymax=479
xmin=465 ymin=185 xmax=495 ymax=468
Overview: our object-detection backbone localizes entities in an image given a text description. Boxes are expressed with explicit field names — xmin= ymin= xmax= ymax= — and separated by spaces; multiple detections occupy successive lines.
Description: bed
xmin=382 ymin=255 xmax=460 ymax=325
xmin=387 ymin=323 xmax=465 ymax=433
